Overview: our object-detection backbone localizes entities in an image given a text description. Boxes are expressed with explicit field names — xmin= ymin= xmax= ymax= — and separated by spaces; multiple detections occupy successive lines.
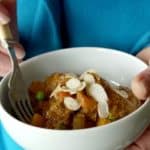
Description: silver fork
xmin=0 ymin=24 xmax=34 ymax=123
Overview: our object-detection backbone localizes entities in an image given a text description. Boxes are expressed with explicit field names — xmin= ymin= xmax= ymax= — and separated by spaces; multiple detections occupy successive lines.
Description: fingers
xmin=0 ymin=52 xmax=23 ymax=76
xmin=1 ymin=0 xmax=16 ymax=18
xmin=131 ymin=67 xmax=150 ymax=100
xmin=0 ymin=43 xmax=25 ymax=59
xmin=0 ymin=1 xmax=25 ymax=77
xmin=136 ymin=47 xmax=150 ymax=65
xmin=0 ymin=2 xmax=23 ymax=57
xmin=135 ymin=126 xmax=150 ymax=150
xmin=0 ymin=4 xmax=10 ymax=24
xmin=126 ymin=144 xmax=141 ymax=150
xmin=1 ymin=0 xmax=18 ymax=38
xmin=126 ymin=126 xmax=150 ymax=150
xmin=0 ymin=52 xmax=10 ymax=76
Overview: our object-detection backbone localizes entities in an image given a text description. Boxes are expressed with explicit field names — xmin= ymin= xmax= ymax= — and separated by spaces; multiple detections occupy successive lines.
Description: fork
xmin=0 ymin=24 xmax=34 ymax=123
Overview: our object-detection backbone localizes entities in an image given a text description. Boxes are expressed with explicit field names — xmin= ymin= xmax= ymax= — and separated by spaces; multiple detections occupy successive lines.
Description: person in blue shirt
xmin=0 ymin=0 xmax=150 ymax=149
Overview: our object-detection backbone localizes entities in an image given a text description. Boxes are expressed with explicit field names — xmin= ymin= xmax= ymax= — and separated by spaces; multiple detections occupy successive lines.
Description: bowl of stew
xmin=0 ymin=47 xmax=150 ymax=150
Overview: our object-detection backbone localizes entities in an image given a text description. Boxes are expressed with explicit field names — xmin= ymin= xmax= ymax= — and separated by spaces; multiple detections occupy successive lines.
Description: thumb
xmin=1 ymin=0 xmax=18 ymax=39
xmin=0 ymin=0 xmax=25 ymax=59
xmin=0 ymin=43 xmax=25 ymax=59
xmin=0 ymin=4 xmax=10 ymax=24
xmin=1 ymin=0 xmax=16 ymax=21
xmin=131 ymin=67 xmax=150 ymax=100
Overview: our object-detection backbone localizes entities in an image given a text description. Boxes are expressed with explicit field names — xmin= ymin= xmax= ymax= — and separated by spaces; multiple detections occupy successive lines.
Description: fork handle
xmin=0 ymin=24 xmax=16 ymax=49
xmin=0 ymin=24 xmax=20 ymax=74
xmin=0 ymin=24 xmax=13 ymax=41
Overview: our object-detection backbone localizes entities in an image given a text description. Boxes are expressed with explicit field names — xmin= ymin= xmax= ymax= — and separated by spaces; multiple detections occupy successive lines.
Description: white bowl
xmin=0 ymin=47 xmax=150 ymax=150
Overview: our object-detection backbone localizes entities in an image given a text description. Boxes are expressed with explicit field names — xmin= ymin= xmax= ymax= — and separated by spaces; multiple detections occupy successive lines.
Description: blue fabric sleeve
xmin=17 ymin=0 xmax=62 ymax=58
xmin=0 ymin=123 xmax=22 ymax=150
xmin=131 ymin=31 xmax=150 ymax=55
xmin=17 ymin=0 xmax=150 ymax=58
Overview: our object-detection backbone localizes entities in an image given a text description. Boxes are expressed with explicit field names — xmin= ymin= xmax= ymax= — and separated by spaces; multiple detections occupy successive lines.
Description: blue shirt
xmin=1 ymin=0 xmax=150 ymax=149
xmin=17 ymin=0 xmax=150 ymax=58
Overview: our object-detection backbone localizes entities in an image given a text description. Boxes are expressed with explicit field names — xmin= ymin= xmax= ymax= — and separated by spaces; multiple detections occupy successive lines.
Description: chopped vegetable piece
xmin=31 ymin=113 xmax=45 ymax=127
xmin=35 ymin=91 xmax=45 ymax=101
xmin=29 ymin=81 xmax=45 ymax=94
xmin=77 ymin=91 xmax=97 ymax=113
xmin=73 ymin=113 xmax=85 ymax=129
xmin=108 ymin=113 xmax=116 ymax=121
xmin=57 ymin=92 xmax=70 ymax=102
xmin=56 ymin=123 xmax=66 ymax=130
xmin=97 ymin=118 xmax=111 ymax=126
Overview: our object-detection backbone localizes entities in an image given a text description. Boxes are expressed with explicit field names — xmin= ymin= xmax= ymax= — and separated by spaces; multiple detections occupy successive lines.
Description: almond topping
xmin=66 ymin=78 xmax=81 ymax=90
xmin=64 ymin=97 xmax=81 ymax=111
xmin=86 ymin=83 xmax=108 ymax=102
xmin=97 ymin=101 xmax=109 ymax=118
xmin=80 ymin=73 xmax=95 ymax=84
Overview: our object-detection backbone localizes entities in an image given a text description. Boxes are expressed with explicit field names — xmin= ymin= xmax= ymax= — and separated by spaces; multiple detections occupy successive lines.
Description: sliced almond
xmin=85 ymin=69 xmax=97 ymax=74
xmin=66 ymin=78 xmax=86 ymax=93
xmin=50 ymin=81 xmax=86 ymax=98
xmin=77 ymin=81 xmax=86 ymax=91
xmin=85 ymin=69 xmax=101 ymax=81
xmin=80 ymin=73 xmax=95 ymax=84
xmin=97 ymin=101 xmax=109 ymax=118
xmin=86 ymin=83 xmax=108 ymax=102
xmin=65 ymin=73 xmax=77 ymax=79
xmin=66 ymin=78 xmax=81 ymax=90
xmin=109 ymin=81 xmax=128 ymax=98
xmin=50 ymin=84 xmax=62 ymax=98
xmin=60 ymin=86 xmax=76 ymax=94
xmin=64 ymin=97 xmax=81 ymax=111
xmin=50 ymin=84 xmax=73 ymax=98
xmin=114 ymin=89 xmax=128 ymax=99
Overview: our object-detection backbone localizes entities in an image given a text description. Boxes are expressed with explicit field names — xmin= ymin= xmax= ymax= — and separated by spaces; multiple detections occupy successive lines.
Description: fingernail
xmin=132 ymin=76 xmax=148 ymax=100
xmin=138 ymin=81 xmax=147 ymax=99
xmin=0 ymin=12 xmax=10 ymax=24
xmin=15 ymin=46 xmax=26 ymax=59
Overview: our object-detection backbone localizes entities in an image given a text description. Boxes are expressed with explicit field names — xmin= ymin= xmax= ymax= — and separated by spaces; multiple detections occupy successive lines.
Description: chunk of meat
xmin=33 ymin=101 xmax=49 ymax=115
xmin=56 ymin=92 xmax=71 ymax=102
xmin=44 ymin=73 xmax=69 ymax=95
xmin=72 ymin=113 xmax=86 ymax=129
xmin=101 ymin=79 xmax=140 ymax=119
xmin=31 ymin=113 xmax=45 ymax=127
xmin=45 ymin=98 xmax=72 ymax=129
xmin=28 ymin=81 xmax=48 ymax=111
xmin=28 ymin=81 xmax=46 ymax=95
xmin=97 ymin=118 xmax=111 ymax=126
xmin=77 ymin=91 xmax=97 ymax=121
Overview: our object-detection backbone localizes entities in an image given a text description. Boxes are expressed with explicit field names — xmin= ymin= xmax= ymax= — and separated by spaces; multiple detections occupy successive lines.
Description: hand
xmin=0 ymin=0 xmax=25 ymax=76
xmin=127 ymin=47 xmax=150 ymax=150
